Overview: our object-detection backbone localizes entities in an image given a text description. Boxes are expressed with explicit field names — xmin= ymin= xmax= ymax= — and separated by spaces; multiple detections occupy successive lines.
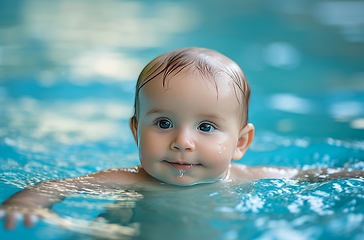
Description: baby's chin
xmin=160 ymin=176 xmax=226 ymax=187
xmin=145 ymin=168 xmax=228 ymax=187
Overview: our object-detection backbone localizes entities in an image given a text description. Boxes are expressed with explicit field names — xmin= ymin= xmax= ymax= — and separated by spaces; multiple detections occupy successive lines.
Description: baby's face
xmin=132 ymin=71 xmax=246 ymax=186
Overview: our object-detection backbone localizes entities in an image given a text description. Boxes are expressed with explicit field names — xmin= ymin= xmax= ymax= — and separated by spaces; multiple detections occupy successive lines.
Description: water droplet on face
xmin=179 ymin=170 xmax=185 ymax=178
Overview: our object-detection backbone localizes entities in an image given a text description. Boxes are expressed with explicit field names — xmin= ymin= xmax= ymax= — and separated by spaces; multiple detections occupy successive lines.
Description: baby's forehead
xmin=139 ymin=70 xmax=240 ymax=112
xmin=151 ymin=70 xmax=236 ymax=100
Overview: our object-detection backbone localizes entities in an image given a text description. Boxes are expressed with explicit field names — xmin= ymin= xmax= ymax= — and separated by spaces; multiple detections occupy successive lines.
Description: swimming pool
xmin=1 ymin=0 xmax=364 ymax=239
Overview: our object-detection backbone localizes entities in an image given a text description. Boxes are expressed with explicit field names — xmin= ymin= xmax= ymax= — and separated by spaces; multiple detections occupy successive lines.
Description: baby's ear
xmin=232 ymin=123 xmax=254 ymax=160
xmin=129 ymin=116 xmax=138 ymax=145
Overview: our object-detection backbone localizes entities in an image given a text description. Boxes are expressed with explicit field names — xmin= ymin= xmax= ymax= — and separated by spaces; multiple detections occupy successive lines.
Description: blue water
xmin=1 ymin=0 xmax=364 ymax=239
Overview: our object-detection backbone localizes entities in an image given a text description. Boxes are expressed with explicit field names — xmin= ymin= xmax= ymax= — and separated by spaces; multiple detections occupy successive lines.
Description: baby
xmin=1 ymin=47 xmax=362 ymax=229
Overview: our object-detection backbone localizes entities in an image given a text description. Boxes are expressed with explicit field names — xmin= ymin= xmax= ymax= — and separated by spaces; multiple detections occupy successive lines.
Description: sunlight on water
xmin=1 ymin=126 xmax=364 ymax=239
xmin=1 ymin=97 xmax=133 ymax=147
xmin=263 ymin=42 xmax=301 ymax=69
xmin=0 ymin=0 xmax=199 ymax=83
xmin=19 ymin=178 xmax=360 ymax=240
xmin=268 ymin=94 xmax=313 ymax=114
xmin=313 ymin=1 xmax=364 ymax=42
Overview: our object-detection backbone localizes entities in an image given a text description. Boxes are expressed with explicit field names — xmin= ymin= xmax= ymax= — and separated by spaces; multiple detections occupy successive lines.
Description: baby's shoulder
xmin=229 ymin=164 xmax=298 ymax=180
xmin=87 ymin=166 xmax=153 ymax=186
xmin=229 ymin=164 xmax=258 ymax=180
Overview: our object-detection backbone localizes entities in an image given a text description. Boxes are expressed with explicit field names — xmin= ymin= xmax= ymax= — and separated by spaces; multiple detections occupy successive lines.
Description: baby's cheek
xmin=214 ymin=137 xmax=233 ymax=154
xmin=216 ymin=142 xmax=227 ymax=155
xmin=203 ymin=141 xmax=232 ymax=163
xmin=139 ymin=136 xmax=164 ymax=159
xmin=139 ymin=143 xmax=156 ymax=159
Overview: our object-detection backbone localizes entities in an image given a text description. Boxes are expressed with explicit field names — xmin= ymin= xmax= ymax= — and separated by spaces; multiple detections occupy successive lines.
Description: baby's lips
xmin=168 ymin=162 xmax=196 ymax=171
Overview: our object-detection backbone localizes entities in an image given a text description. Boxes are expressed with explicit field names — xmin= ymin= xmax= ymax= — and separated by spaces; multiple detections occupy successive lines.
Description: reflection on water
xmin=0 ymin=0 xmax=199 ymax=83
xmin=2 ymin=97 xmax=132 ymax=145
xmin=313 ymin=1 xmax=364 ymax=42
xmin=263 ymin=42 xmax=301 ymax=69
xmin=1 ymin=0 xmax=364 ymax=85
xmin=268 ymin=94 xmax=313 ymax=114
xmin=19 ymin=179 xmax=364 ymax=240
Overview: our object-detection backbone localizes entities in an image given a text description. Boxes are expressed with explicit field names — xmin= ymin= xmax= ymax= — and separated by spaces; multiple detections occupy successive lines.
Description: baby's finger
xmin=23 ymin=214 xmax=38 ymax=227
xmin=0 ymin=210 xmax=5 ymax=220
xmin=4 ymin=211 xmax=23 ymax=230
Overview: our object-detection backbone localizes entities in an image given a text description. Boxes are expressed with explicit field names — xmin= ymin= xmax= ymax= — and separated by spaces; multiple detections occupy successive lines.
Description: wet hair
xmin=132 ymin=47 xmax=250 ymax=126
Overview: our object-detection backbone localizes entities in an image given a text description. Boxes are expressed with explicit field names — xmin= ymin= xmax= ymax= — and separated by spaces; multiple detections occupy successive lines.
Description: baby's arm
xmin=232 ymin=164 xmax=364 ymax=181
xmin=0 ymin=174 xmax=98 ymax=230
xmin=294 ymin=168 xmax=364 ymax=182
xmin=1 ymin=167 xmax=145 ymax=229
xmin=231 ymin=164 xmax=299 ymax=180
xmin=0 ymin=180 xmax=70 ymax=229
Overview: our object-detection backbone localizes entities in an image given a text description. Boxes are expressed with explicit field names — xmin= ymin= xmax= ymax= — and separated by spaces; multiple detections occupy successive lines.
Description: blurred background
xmin=0 ymin=0 xmax=364 ymax=169
xmin=1 ymin=2 xmax=364 ymax=239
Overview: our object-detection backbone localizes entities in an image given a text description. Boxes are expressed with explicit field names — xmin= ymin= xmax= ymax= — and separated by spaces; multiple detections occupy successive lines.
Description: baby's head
xmin=133 ymin=47 xmax=250 ymax=127
xmin=130 ymin=47 xmax=254 ymax=186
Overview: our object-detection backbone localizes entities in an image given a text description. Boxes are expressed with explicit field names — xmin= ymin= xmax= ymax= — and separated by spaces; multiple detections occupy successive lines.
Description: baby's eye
xmin=198 ymin=123 xmax=215 ymax=132
xmin=157 ymin=119 xmax=173 ymax=129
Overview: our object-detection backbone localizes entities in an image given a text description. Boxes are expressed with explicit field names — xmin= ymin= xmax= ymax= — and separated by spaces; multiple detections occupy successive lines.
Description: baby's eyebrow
xmin=146 ymin=109 xmax=169 ymax=115
xmin=198 ymin=113 xmax=227 ymax=122
xmin=146 ymin=109 xmax=226 ymax=122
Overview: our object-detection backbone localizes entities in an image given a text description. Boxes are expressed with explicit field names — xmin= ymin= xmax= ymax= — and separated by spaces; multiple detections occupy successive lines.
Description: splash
xmin=179 ymin=170 xmax=185 ymax=178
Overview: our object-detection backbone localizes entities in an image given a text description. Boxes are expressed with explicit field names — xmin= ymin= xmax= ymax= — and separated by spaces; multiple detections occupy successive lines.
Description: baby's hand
xmin=0 ymin=205 xmax=71 ymax=230
xmin=0 ymin=206 xmax=40 ymax=230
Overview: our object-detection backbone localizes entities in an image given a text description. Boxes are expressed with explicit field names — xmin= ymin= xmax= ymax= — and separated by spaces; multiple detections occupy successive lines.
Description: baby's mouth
xmin=164 ymin=160 xmax=201 ymax=171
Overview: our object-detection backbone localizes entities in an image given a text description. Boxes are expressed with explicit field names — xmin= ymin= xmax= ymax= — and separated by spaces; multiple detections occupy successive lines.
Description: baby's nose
xmin=170 ymin=129 xmax=195 ymax=151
